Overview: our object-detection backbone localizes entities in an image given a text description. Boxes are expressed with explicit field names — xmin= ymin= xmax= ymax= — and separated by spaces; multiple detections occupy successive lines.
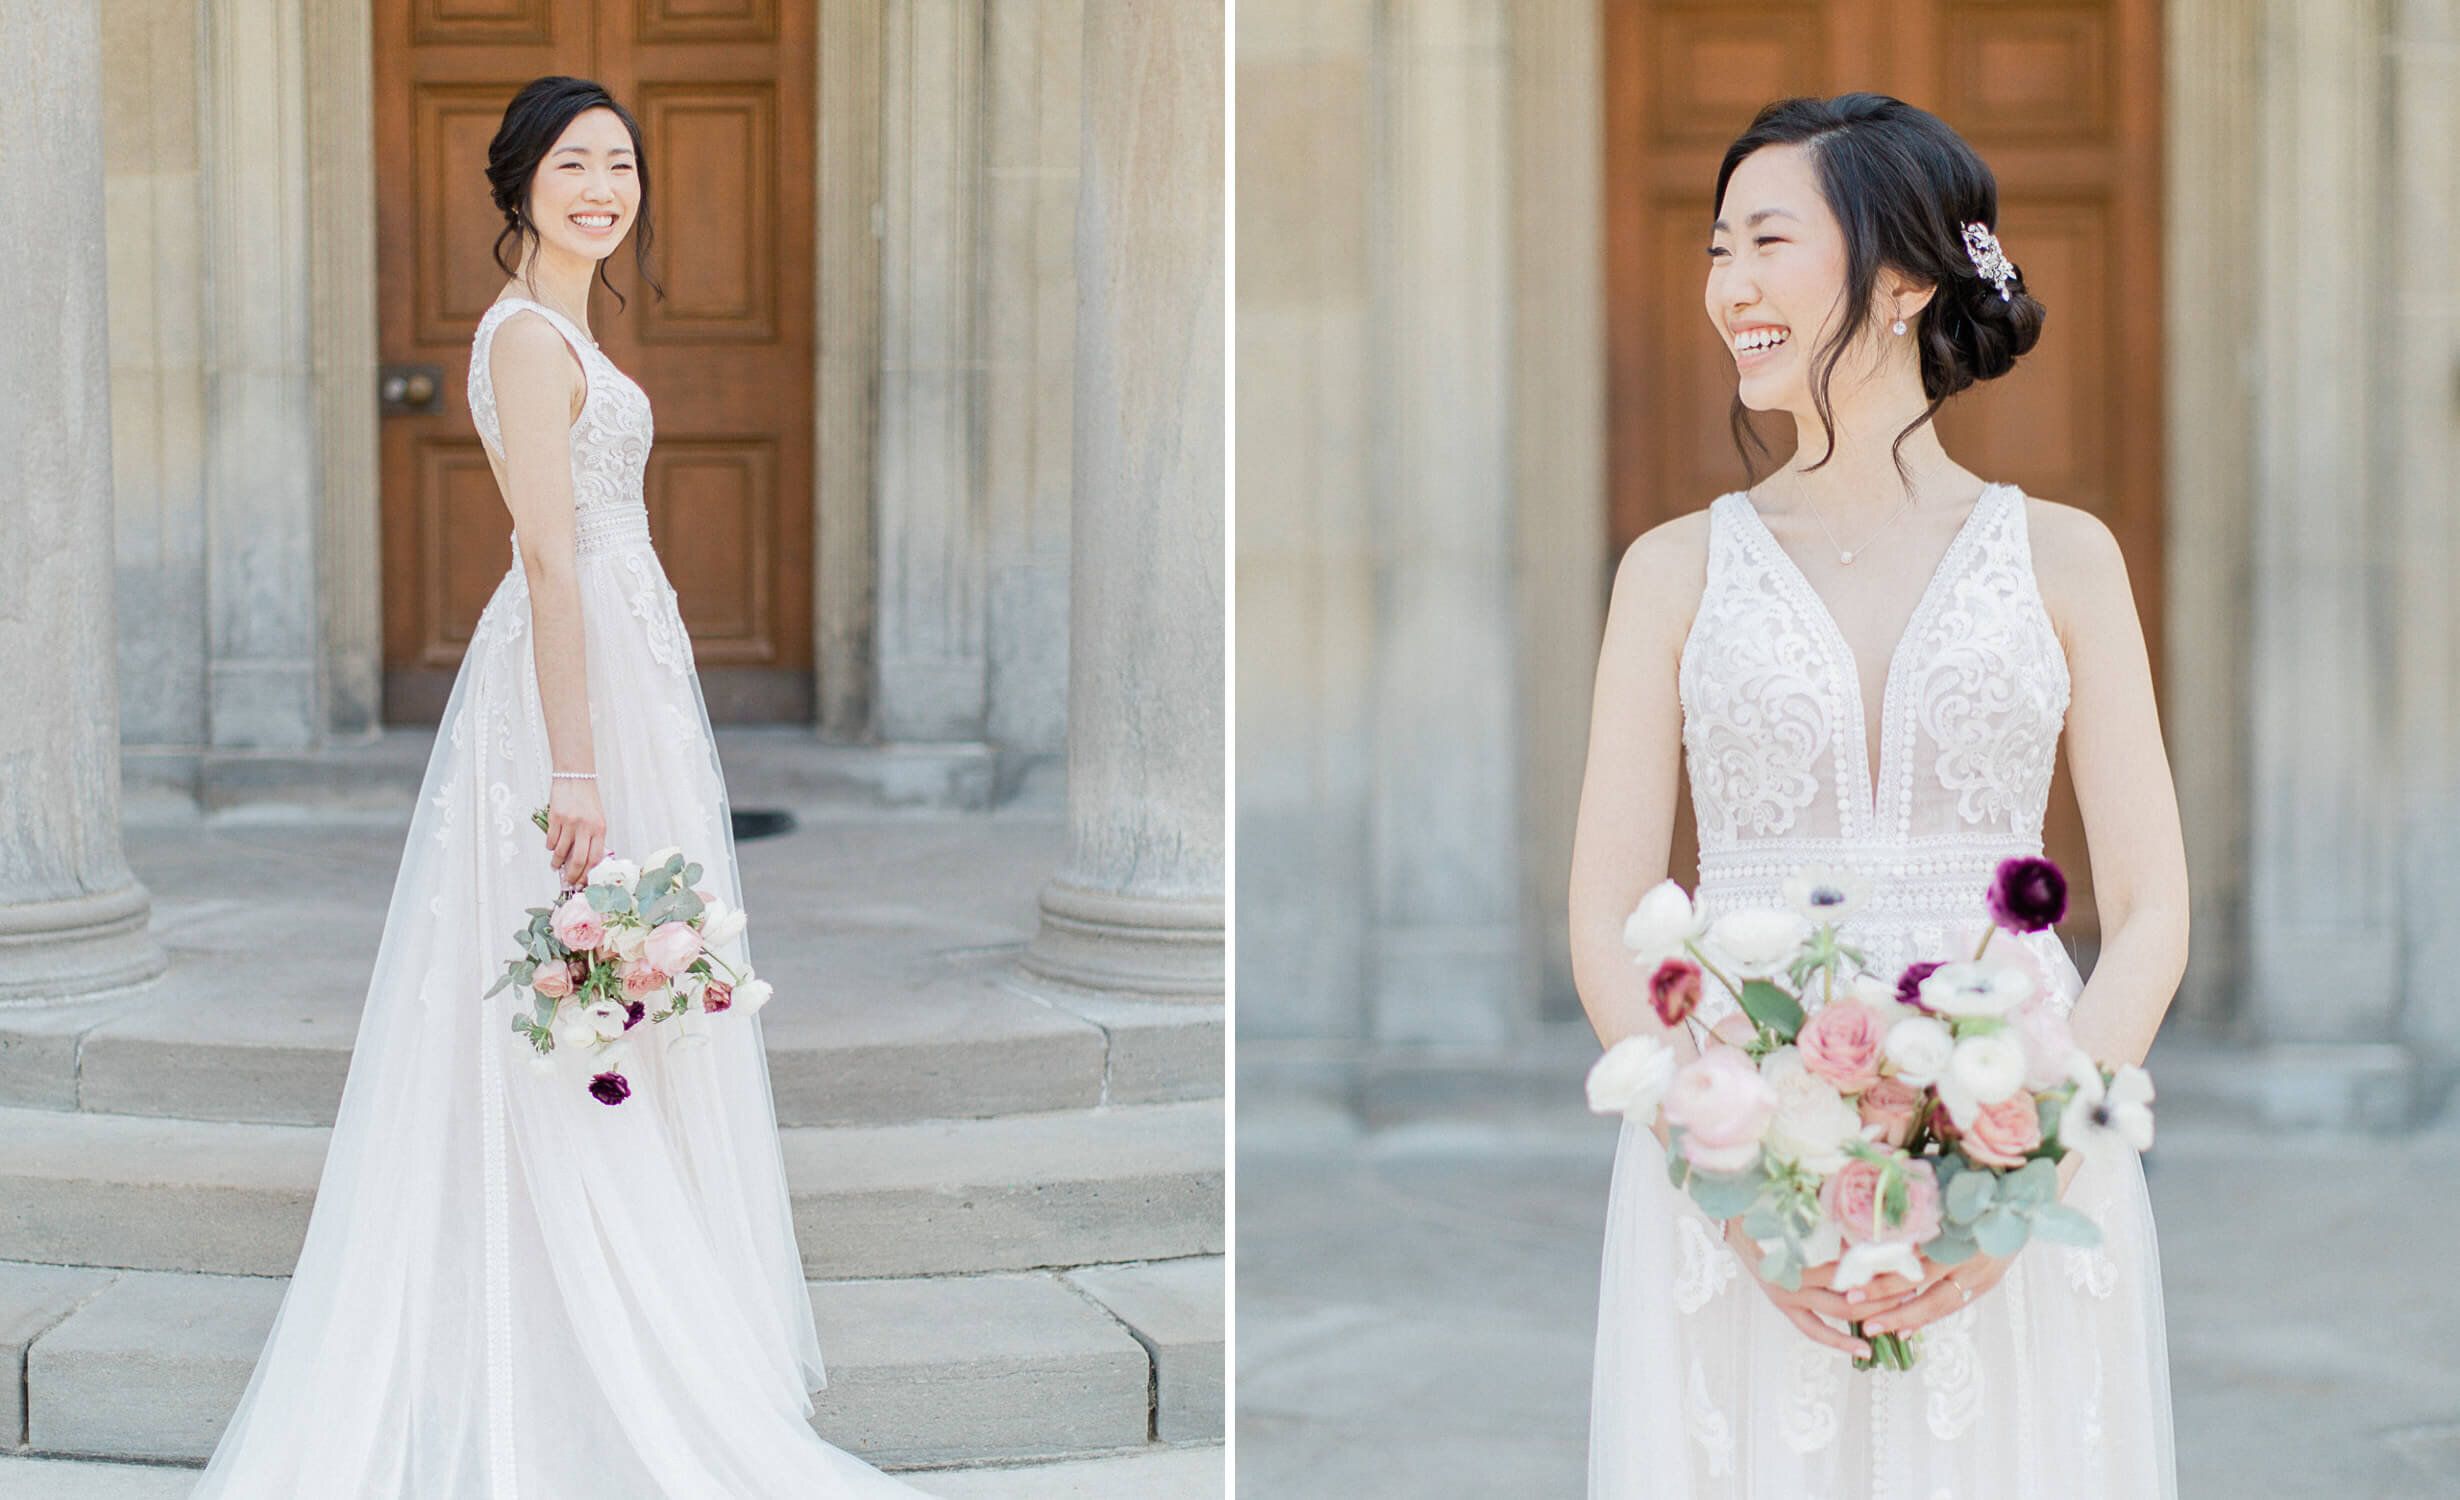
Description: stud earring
xmin=1891 ymin=317 xmax=1907 ymax=337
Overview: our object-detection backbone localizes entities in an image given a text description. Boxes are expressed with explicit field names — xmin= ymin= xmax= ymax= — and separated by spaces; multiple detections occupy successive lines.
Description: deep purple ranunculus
xmin=1896 ymin=960 xmax=1944 ymax=1012
xmin=589 ymin=1071 xmax=631 ymax=1106
xmin=1988 ymin=856 xmax=2068 ymax=933
xmin=622 ymin=999 xmax=646 ymax=1030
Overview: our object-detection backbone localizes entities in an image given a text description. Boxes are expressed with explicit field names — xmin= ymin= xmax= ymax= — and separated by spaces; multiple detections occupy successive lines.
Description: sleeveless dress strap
xmin=468 ymin=298 xmax=595 ymax=457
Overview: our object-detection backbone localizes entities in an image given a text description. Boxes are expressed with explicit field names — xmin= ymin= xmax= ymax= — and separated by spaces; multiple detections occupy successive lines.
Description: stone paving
xmin=1237 ymin=1093 xmax=2460 ymax=1500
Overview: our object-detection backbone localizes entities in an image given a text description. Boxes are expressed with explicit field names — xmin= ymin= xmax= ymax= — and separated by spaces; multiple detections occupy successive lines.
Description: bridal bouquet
xmin=1584 ymin=856 xmax=2154 ymax=1370
xmin=485 ymin=806 xmax=773 ymax=1105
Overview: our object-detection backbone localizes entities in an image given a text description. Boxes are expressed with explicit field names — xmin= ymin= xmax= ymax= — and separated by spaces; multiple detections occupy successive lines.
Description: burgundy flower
xmin=1987 ymin=856 xmax=2068 ymax=933
xmin=588 ymin=1071 xmax=631 ymax=1106
xmin=702 ymin=980 xmax=734 ymax=1015
xmin=1896 ymin=960 xmax=1944 ymax=1012
xmin=622 ymin=999 xmax=646 ymax=1030
xmin=1648 ymin=957 xmax=1702 ymax=1029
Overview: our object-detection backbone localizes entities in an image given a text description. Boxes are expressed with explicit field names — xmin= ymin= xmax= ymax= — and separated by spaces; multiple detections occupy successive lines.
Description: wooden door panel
xmin=377 ymin=0 xmax=814 ymax=724
xmin=1605 ymin=0 xmax=2162 ymax=949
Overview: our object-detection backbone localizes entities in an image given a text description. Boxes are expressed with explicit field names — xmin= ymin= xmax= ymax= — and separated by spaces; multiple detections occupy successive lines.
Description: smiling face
xmin=526 ymin=106 xmax=639 ymax=264
xmin=1705 ymin=143 xmax=1856 ymax=416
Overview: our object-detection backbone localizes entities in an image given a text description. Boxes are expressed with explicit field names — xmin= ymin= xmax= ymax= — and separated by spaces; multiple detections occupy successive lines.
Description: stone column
xmin=0 ymin=0 xmax=168 ymax=1000
xmin=1021 ymin=0 xmax=1224 ymax=998
xmin=1365 ymin=0 xmax=1522 ymax=1044
xmin=2243 ymin=0 xmax=2410 ymax=1123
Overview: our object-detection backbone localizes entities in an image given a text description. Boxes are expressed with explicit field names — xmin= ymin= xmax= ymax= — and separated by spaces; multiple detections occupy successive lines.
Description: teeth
xmin=1733 ymin=327 xmax=1790 ymax=354
xmin=572 ymin=214 xmax=615 ymax=228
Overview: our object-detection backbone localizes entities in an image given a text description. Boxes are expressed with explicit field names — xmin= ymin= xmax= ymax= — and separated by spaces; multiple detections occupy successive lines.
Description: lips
xmin=569 ymin=212 xmax=617 ymax=233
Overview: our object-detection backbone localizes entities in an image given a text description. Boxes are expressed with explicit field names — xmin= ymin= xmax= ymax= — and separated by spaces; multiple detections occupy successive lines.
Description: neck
xmin=515 ymin=245 xmax=598 ymax=336
xmin=1765 ymin=369 xmax=1963 ymax=521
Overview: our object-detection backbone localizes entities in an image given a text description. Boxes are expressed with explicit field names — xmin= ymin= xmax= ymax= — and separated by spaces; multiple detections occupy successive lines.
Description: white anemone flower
xmin=702 ymin=901 xmax=748 ymax=947
xmin=1781 ymin=864 xmax=1869 ymax=926
xmin=1917 ymin=959 xmax=2036 ymax=1019
xmin=2061 ymin=1059 xmax=2155 ymax=1157
xmin=1622 ymin=880 xmax=1705 ymax=968
xmin=551 ymin=1014 xmax=599 ymax=1052
xmin=582 ymin=997 xmax=631 ymax=1042
xmin=1706 ymin=908 xmax=1813 ymax=979
xmin=1585 ymin=1034 xmax=1677 ymax=1119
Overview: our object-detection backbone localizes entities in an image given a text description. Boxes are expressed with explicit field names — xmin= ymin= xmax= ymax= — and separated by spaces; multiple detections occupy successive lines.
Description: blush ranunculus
xmin=643 ymin=920 xmax=703 ymax=976
xmin=1961 ymin=1094 xmax=2045 ymax=1168
xmin=1857 ymin=1075 xmax=1924 ymax=1148
xmin=1661 ymin=1048 xmax=1777 ymax=1174
xmin=1648 ymin=957 xmax=1702 ymax=1029
xmin=550 ymin=894 xmax=606 ymax=953
xmin=531 ymin=958 xmax=577 ymax=1000
xmin=1795 ymin=998 xmax=1887 ymax=1093
xmin=1820 ymin=1155 xmax=1943 ymax=1246
xmin=618 ymin=961 xmax=666 ymax=1002
xmin=701 ymin=979 xmax=734 ymax=1014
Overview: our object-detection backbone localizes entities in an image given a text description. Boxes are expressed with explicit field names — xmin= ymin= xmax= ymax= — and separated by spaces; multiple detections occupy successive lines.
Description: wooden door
xmin=375 ymin=0 xmax=816 ymax=723
xmin=1604 ymin=0 xmax=2162 ymax=946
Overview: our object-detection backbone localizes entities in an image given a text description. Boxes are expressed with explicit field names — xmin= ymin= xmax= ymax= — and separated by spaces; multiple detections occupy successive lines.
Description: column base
xmin=1021 ymin=880 xmax=1223 ymax=1000
xmin=0 ymin=881 xmax=168 ymax=1003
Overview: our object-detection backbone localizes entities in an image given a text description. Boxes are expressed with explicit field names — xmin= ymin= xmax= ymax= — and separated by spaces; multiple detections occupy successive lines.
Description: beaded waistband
xmin=1695 ymin=840 xmax=2040 ymax=922
xmin=508 ymin=505 xmax=653 ymax=563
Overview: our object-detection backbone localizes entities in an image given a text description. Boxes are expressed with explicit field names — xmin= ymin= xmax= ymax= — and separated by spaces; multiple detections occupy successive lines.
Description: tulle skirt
xmin=193 ymin=539 xmax=926 ymax=1497
xmin=1589 ymin=920 xmax=2178 ymax=1499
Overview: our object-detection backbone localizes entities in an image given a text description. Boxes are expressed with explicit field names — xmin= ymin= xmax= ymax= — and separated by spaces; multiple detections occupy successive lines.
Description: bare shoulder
xmin=2020 ymin=495 xmax=2134 ymax=641
xmin=488 ymin=307 xmax=577 ymax=380
xmin=1605 ymin=501 xmax=1717 ymax=657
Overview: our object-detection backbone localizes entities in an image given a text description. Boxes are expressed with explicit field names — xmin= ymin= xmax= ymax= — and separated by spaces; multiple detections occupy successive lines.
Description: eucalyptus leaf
xmin=1974 ymin=1204 xmax=2031 ymax=1258
xmin=587 ymin=886 xmax=622 ymax=913
xmin=682 ymin=862 xmax=702 ymax=884
xmin=2003 ymin=1157 xmax=2058 ymax=1209
xmin=2029 ymin=1203 xmax=2102 ymax=1247
xmin=1665 ymin=1139 xmax=1691 ymax=1190
xmin=1925 ymin=1227 xmax=1979 ymax=1266
xmin=484 ymin=971 xmax=513 ymax=999
xmin=1688 ymin=1167 xmax=1766 ymax=1220
xmin=1741 ymin=1204 xmax=1785 ymax=1241
xmin=1739 ymin=980 xmax=1804 ymax=1040
xmin=1759 ymin=1244 xmax=1801 ymax=1291
xmin=533 ymin=995 xmax=556 ymax=1028
xmin=513 ymin=960 xmax=537 ymax=985
xmin=508 ymin=1011 xmax=528 ymax=1033
xmin=1945 ymin=1168 xmax=1996 ymax=1224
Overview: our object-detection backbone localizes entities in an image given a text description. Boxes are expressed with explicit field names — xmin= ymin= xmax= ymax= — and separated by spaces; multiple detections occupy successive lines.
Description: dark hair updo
xmin=1714 ymin=92 xmax=2046 ymax=483
xmin=486 ymin=76 xmax=664 ymax=313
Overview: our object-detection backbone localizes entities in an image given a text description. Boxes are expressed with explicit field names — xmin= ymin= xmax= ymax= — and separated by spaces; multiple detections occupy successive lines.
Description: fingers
xmin=1774 ymin=1300 xmax=1871 ymax=1360
xmin=1863 ymin=1272 xmax=1970 ymax=1336
xmin=1841 ymin=1271 xmax=1921 ymax=1307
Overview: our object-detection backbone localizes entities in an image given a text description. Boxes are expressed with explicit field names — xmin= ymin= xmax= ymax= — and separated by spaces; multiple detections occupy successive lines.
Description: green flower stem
xmin=1683 ymin=939 xmax=1744 ymax=1007
xmin=1973 ymin=926 xmax=1995 ymax=961
xmin=1850 ymin=1324 xmax=1918 ymax=1372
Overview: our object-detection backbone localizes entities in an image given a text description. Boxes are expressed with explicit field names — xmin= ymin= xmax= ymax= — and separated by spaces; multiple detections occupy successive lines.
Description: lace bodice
xmin=468 ymin=297 xmax=655 ymax=557
xmin=1678 ymin=483 xmax=2074 ymax=991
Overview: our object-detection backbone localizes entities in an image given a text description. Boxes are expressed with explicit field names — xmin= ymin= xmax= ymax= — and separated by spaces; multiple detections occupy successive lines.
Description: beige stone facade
xmin=1237 ymin=1 xmax=2460 ymax=1122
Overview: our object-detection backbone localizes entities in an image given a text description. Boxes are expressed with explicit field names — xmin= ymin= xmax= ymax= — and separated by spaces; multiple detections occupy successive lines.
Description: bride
xmin=1569 ymin=94 xmax=2187 ymax=1496
xmin=192 ymin=77 xmax=930 ymax=1497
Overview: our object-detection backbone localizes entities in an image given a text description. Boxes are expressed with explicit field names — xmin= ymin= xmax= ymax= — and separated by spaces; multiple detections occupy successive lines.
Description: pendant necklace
xmin=1801 ymin=488 xmax=1919 ymax=566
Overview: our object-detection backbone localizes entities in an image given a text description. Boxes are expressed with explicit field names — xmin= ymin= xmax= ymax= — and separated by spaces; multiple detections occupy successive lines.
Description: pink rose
xmin=1648 ymin=958 xmax=1702 ymax=1028
xmin=643 ymin=921 xmax=703 ymax=977
xmin=1796 ymin=999 xmax=1886 ymax=1093
xmin=1961 ymin=1095 xmax=2045 ymax=1168
xmin=1820 ymin=1155 xmax=1943 ymax=1245
xmin=532 ymin=959 xmax=578 ymax=1000
xmin=1857 ymin=1075 xmax=1924 ymax=1148
xmin=1661 ymin=1048 xmax=1777 ymax=1173
xmin=2011 ymin=999 xmax=2078 ymax=1092
xmin=701 ymin=980 xmax=734 ymax=1014
xmin=550 ymin=894 xmax=606 ymax=953
xmin=619 ymin=961 xmax=666 ymax=1002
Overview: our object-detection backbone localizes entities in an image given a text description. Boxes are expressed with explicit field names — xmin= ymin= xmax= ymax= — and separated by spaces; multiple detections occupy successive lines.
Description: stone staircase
xmin=0 ymin=785 xmax=1224 ymax=1482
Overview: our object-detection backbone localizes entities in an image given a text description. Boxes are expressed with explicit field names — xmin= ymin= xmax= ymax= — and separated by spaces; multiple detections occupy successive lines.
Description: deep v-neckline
xmin=1732 ymin=482 xmax=2008 ymax=834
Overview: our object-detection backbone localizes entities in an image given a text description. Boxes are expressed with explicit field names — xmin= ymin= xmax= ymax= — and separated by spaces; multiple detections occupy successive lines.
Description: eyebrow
xmin=552 ymin=144 xmax=636 ymax=157
xmin=1709 ymin=207 xmax=1800 ymax=233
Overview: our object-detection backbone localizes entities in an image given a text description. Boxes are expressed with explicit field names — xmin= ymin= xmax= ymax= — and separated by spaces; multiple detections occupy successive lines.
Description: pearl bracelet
xmin=551 ymin=770 xmax=597 ymax=781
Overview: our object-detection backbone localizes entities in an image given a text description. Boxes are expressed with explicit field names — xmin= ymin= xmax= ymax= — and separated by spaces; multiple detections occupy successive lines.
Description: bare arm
xmin=2034 ymin=500 xmax=2191 ymax=1070
xmin=1567 ymin=513 xmax=1710 ymax=1057
xmin=489 ymin=312 xmax=608 ymax=887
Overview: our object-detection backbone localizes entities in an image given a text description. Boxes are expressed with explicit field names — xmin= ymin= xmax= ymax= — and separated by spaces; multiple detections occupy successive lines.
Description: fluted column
xmin=1021 ymin=0 xmax=1224 ymax=998
xmin=0 ymin=0 xmax=168 ymax=1000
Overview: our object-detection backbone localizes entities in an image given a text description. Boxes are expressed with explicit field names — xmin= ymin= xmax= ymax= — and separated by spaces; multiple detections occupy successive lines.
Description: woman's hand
xmin=1859 ymin=1152 xmax=2083 ymax=1337
xmin=546 ymin=777 xmax=608 ymax=888
xmin=1721 ymin=1218 xmax=1927 ymax=1360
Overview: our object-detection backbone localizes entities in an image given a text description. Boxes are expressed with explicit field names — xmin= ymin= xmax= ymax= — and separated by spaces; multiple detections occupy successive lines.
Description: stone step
xmin=0 ymin=1101 xmax=1223 ymax=1280
xmin=0 ymin=1257 xmax=1222 ymax=1470
xmin=0 ymin=963 xmax=1221 ymax=1128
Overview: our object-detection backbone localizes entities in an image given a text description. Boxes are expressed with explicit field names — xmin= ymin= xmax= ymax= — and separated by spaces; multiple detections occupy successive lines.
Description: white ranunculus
xmin=645 ymin=845 xmax=684 ymax=870
xmin=1623 ymin=880 xmax=1704 ymax=966
xmin=1586 ymin=1034 xmax=1678 ymax=1119
xmin=612 ymin=924 xmax=650 ymax=962
xmin=1938 ymin=1033 xmax=2029 ymax=1123
xmin=1882 ymin=1015 xmax=1956 ymax=1087
xmin=525 ymin=1052 xmax=560 ymax=1077
xmin=1758 ymin=1048 xmax=1865 ymax=1176
xmin=1831 ymin=1239 xmax=1926 ymax=1293
xmin=2061 ymin=1059 xmax=2155 ymax=1157
xmin=702 ymin=902 xmax=748 ymax=947
xmin=551 ymin=1015 xmax=598 ymax=1052
xmin=1781 ymin=863 xmax=1869 ymax=926
xmin=587 ymin=855 xmax=642 ymax=890
xmin=736 ymin=976 xmax=774 ymax=1015
xmin=1917 ymin=959 xmax=2036 ymax=1019
xmin=1707 ymin=908 xmax=1813 ymax=979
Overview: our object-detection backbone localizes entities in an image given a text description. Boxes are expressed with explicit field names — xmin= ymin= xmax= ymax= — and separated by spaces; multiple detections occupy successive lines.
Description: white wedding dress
xmin=191 ymin=298 xmax=927 ymax=1498
xmin=1589 ymin=484 xmax=2177 ymax=1498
